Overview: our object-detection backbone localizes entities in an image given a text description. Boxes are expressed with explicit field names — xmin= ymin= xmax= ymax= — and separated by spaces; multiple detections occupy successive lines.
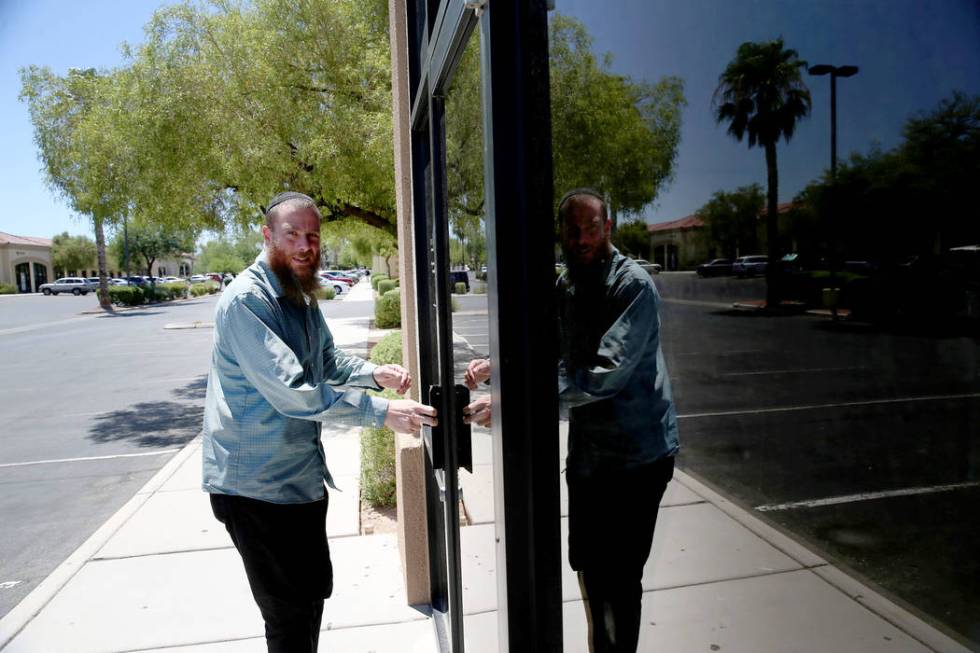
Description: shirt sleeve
xmin=221 ymin=295 xmax=388 ymax=429
xmin=317 ymin=311 xmax=382 ymax=390
xmin=558 ymin=278 xmax=659 ymax=411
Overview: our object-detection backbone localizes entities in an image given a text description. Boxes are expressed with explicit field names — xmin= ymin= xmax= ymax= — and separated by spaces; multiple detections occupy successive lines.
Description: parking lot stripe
xmin=677 ymin=392 xmax=980 ymax=420
xmin=0 ymin=450 xmax=181 ymax=469
xmin=755 ymin=481 xmax=980 ymax=512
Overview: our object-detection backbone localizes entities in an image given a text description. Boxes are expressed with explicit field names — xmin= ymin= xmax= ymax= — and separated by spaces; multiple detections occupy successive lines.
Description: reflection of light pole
xmin=809 ymin=63 xmax=858 ymax=319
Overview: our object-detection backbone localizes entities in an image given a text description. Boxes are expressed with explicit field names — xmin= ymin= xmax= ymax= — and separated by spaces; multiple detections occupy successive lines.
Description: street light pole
xmin=809 ymin=63 xmax=858 ymax=320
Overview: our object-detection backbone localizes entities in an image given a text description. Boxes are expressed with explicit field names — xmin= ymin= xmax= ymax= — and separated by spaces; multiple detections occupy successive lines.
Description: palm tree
xmin=714 ymin=38 xmax=811 ymax=306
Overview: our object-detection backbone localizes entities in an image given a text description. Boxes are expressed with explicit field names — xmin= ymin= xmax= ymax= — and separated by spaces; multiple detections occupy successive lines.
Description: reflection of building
xmin=648 ymin=214 xmax=706 ymax=270
xmin=0 ymin=232 xmax=53 ymax=293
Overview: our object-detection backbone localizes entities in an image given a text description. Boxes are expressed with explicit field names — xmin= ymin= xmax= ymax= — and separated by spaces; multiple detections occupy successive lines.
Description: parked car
xmin=40 ymin=277 xmax=91 ymax=295
xmin=697 ymin=259 xmax=733 ymax=277
xmin=632 ymin=258 xmax=662 ymax=274
xmin=733 ymin=255 xmax=768 ymax=278
xmin=162 ymin=276 xmax=184 ymax=283
xmin=205 ymin=273 xmax=223 ymax=283
xmin=448 ymin=270 xmax=470 ymax=292
xmin=109 ymin=278 xmax=130 ymax=286
xmin=318 ymin=274 xmax=348 ymax=295
xmin=323 ymin=270 xmax=355 ymax=285
xmin=189 ymin=274 xmax=208 ymax=283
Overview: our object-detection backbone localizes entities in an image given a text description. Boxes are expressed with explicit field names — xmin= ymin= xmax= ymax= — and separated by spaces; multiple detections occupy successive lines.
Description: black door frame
xmin=405 ymin=1 xmax=561 ymax=651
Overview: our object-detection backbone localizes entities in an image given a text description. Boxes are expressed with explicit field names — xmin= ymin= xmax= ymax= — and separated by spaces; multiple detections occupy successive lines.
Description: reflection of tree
xmin=714 ymin=38 xmax=811 ymax=305
xmin=611 ymin=218 xmax=651 ymax=260
xmin=794 ymin=92 xmax=980 ymax=261
xmin=696 ymin=184 xmax=764 ymax=259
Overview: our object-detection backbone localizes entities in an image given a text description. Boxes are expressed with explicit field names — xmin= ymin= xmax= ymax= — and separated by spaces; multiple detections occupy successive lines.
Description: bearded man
xmin=202 ymin=191 xmax=437 ymax=653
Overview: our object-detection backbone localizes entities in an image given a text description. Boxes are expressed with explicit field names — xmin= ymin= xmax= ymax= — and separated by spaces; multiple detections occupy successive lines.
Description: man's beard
xmin=268 ymin=243 xmax=321 ymax=305
xmin=565 ymin=245 xmax=611 ymax=285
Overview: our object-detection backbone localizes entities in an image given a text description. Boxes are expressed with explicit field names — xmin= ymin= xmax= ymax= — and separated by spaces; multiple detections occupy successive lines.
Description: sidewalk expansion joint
xmin=91 ymin=545 xmax=235 ymax=563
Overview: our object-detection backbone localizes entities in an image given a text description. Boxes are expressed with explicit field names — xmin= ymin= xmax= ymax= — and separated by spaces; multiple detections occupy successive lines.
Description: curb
xmin=0 ymin=439 xmax=203 ymax=650
xmin=674 ymin=468 xmax=973 ymax=653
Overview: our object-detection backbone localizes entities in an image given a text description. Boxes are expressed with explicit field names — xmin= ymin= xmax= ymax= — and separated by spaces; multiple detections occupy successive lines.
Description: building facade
xmin=0 ymin=232 xmax=54 ymax=293
xmin=648 ymin=214 xmax=707 ymax=270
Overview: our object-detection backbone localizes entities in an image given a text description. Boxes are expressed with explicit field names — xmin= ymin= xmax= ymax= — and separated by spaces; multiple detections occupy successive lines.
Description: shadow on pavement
xmin=170 ymin=375 xmax=209 ymax=401
xmin=88 ymin=401 xmax=203 ymax=448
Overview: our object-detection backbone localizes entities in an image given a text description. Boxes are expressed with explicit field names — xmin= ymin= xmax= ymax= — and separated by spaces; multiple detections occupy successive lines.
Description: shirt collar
xmin=255 ymin=250 xmax=287 ymax=298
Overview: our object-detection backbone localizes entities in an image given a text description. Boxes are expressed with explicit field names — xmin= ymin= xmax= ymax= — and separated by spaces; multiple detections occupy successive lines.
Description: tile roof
xmin=0 ymin=232 xmax=53 ymax=247
xmin=648 ymin=214 xmax=704 ymax=233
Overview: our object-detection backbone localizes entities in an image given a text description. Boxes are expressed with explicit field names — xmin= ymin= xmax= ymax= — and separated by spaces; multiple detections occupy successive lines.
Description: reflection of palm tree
xmin=714 ymin=38 xmax=811 ymax=306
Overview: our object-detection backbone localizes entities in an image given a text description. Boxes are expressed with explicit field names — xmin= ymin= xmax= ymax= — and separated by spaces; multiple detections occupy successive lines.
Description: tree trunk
xmin=764 ymin=141 xmax=780 ymax=307
xmin=93 ymin=216 xmax=111 ymax=310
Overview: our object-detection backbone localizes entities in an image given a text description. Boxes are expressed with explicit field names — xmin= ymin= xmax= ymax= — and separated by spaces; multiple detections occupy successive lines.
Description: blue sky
xmin=1 ymin=1 xmax=978 ymax=241
xmin=556 ymin=0 xmax=980 ymax=223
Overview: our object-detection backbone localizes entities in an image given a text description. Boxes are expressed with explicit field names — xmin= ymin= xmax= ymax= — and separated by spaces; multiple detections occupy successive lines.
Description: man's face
xmin=263 ymin=207 xmax=321 ymax=287
xmin=561 ymin=196 xmax=611 ymax=268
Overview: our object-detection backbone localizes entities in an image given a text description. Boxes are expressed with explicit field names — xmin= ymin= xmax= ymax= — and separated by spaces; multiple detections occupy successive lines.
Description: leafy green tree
xmin=21 ymin=67 xmax=135 ymax=307
xmin=695 ymin=184 xmax=764 ymax=259
xmin=714 ymin=38 xmax=811 ymax=305
xmin=109 ymin=222 xmax=197 ymax=277
xmin=549 ymin=15 xmax=685 ymax=225
xmin=51 ymin=232 xmax=97 ymax=276
xmin=611 ymin=218 xmax=651 ymax=260
xmin=194 ymin=239 xmax=247 ymax=275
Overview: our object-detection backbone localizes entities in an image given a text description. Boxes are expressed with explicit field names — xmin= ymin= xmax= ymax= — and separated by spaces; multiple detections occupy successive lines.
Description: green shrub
xmin=314 ymin=286 xmax=336 ymax=301
xmin=472 ymin=283 xmax=486 ymax=294
xmin=375 ymin=288 xmax=401 ymax=328
xmin=377 ymin=279 xmax=397 ymax=296
xmin=360 ymin=390 xmax=399 ymax=508
xmin=0 ymin=283 xmax=16 ymax=295
xmin=190 ymin=283 xmax=211 ymax=297
xmin=109 ymin=285 xmax=145 ymax=306
xmin=205 ymin=281 xmax=220 ymax=294
xmin=454 ymin=281 xmax=467 ymax=295
xmin=372 ymin=274 xmax=389 ymax=291
xmin=163 ymin=281 xmax=189 ymax=299
xmin=370 ymin=331 xmax=403 ymax=365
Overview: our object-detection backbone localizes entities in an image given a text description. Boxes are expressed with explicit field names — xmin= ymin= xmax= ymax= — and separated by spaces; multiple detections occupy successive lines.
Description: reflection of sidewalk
xmin=1 ymin=308 xmax=971 ymax=651
xmin=458 ymin=420 xmax=971 ymax=652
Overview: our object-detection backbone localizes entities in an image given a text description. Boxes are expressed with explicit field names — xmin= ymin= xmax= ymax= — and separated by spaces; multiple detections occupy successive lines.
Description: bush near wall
xmin=377 ymin=279 xmax=397 ymax=296
xmin=190 ymin=283 xmax=211 ymax=297
xmin=109 ymin=286 xmax=145 ymax=306
xmin=472 ymin=283 xmax=486 ymax=294
xmin=454 ymin=282 xmax=467 ymax=295
xmin=360 ymin=332 xmax=404 ymax=509
xmin=372 ymin=274 xmax=389 ymax=291
xmin=0 ymin=283 xmax=16 ymax=295
xmin=375 ymin=288 xmax=401 ymax=328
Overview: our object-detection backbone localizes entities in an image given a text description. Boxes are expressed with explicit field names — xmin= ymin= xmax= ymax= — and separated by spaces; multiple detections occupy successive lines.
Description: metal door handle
xmin=455 ymin=384 xmax=473 ymax=473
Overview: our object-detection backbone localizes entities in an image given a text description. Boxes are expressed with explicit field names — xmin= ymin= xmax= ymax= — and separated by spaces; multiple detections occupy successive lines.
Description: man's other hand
xmin=464 ymin=358 xmax=491 ymax=390
xmin=374 ymin=364 xmax=412 ymax=394
xmin=384 ymin=400 xmax=438 ymax=434
xmin=463 ymin=395 xmax=492 ymax=428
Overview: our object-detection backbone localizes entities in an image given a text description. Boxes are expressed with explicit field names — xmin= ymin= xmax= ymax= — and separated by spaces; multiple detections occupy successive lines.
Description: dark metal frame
xmin=405 ymin=0 xmax=561 ymax=650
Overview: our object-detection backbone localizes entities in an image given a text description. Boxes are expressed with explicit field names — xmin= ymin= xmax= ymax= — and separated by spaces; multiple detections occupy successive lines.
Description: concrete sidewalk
xmin=0 ymin=300 xmax=972 ymax=652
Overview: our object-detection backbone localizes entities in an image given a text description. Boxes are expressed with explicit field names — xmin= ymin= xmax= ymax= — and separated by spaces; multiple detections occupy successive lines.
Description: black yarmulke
xmin=266 ymin=191 xmax=314 ymax=214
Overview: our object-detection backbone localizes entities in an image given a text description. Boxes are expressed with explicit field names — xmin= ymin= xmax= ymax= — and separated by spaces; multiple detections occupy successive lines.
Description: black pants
xmin=567 ymin=456 xmax=675 ymax=653
xmin=210 ymin=493 xmax=333 ymax=653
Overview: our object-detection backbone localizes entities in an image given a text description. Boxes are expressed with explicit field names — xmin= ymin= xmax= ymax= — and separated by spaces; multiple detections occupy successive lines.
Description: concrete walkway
xmin=0 ymin=285 xmax=972 ymax=652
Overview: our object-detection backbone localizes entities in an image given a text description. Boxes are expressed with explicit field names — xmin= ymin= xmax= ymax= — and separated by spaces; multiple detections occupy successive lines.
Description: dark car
xmin=449 ymin=270 xmax=470 ymax=292
xmin=696 ymin=259 xmax=733 ymax=277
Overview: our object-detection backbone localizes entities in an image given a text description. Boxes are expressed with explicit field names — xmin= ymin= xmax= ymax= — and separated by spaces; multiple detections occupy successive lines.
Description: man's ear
xmin=262 ymin=224 xmax=272 ymax=246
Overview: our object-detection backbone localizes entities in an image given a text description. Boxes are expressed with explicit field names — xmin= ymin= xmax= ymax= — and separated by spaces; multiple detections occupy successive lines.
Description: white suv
xmin=39 ymin=277 xmax=92 ymax=295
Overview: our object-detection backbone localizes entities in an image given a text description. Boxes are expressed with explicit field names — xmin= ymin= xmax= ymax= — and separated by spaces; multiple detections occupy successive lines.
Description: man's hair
xmin=264 ymin=191 xmax=321 ymax=227
xmin=557 ymin=187 xmax=608 ymax=224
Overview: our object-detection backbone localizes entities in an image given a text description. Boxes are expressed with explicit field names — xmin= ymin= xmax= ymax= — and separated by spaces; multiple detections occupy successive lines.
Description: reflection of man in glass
xmin=465 ymin=188 xmax=678 ymax=652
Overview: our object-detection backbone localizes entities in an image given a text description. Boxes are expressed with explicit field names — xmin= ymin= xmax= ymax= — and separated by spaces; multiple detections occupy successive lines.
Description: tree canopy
xmin=51 ymin=232 xmax=97 ymax=275
xmin=695 ymin=184 xmax=764 ymax=259
xmin=109 ymin=221 xmax=197 ymax=277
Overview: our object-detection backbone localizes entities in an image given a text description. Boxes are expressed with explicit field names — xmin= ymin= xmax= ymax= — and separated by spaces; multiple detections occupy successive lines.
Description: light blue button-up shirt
xmin=558 ymin=248 xmax=679 ymax=477
xmin=202 ymin=252 xmax=388 ymax=504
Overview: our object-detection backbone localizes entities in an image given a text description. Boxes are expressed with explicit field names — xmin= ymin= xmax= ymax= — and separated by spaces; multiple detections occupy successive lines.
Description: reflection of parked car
xmin=109 ymin=278 xmax=129 ymax=286
xmin=189 ymin=274 xmax=208 ymax=283
xmin=40 ymin=277 xmax=91 ymax=295
xmin=322 ymin=271 xmax=355 ymax=286
xmin=449 ymin=270 xmax=470 ymax=292
xmin=632 ymin=258 xmax=662 ymax=274
xmin=733 ymin=255 xmax=768 ymax=278
xmin=697 ymin=259 xmax=733 ymax=277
